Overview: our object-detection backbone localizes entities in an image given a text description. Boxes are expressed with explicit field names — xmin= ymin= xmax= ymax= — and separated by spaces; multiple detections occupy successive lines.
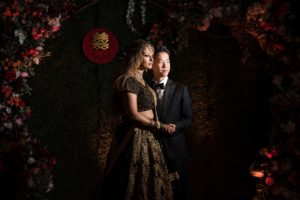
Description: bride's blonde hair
xmin=122 ymin=39 xmax=154 ymax=77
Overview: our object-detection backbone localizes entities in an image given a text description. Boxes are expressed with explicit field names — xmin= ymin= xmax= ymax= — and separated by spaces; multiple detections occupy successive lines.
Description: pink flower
xmin=40 ymin=28 xmax=46 ymax=33
xmin=21 ymin=72 xmax=29 ymax=78
xmin=266 ymin=153 xmax=273 ymax=159
xmin=51 ymin=25 xmax=61 ymax=32
xmin=15 ymin=117 xmax=23 ymax=126
xmin=48 ymin=15 xmax=61 ymax=33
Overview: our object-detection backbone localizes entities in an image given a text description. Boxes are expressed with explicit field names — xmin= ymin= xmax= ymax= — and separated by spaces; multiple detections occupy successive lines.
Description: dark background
xmin=28 ymin=0 xmax=271 ymax=199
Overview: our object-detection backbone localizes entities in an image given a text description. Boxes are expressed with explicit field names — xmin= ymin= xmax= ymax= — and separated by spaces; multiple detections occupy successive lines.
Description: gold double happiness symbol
xmin=92 ymin=32 xmax=109 ymax=50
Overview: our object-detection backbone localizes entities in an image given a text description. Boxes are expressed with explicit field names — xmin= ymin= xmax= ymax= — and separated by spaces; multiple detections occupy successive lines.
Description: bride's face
xmin=140 ymin=46 xmax=154 ymax=70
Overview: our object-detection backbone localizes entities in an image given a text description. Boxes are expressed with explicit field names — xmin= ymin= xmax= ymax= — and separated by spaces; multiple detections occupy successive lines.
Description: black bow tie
xmin=153 ymin=82 xmax=164 ymax=89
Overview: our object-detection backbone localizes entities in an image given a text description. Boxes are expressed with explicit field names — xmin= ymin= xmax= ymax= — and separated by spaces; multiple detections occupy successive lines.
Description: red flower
xmin=4 ymin=70 xmax=17 ymax=81
xmin=7 ymin=97 xmax=15 ymax=106
xmin=1 ymin=85 xmax=13 ymax=97
xmin=48 ymin=157 xmax=57 ymax=169
xmin=149 ymin=23 xmax=159 ymax=40
xmin=265 ymin=174 xmax=274 ymax=186
xmin=4 ymin=7 xmax=12 ymax=17
xmin=40 ymin=28 xmax=46 ymax=33
xmin=12 ymin=11 xmax=20 ymax=17
xmin=28 ymin=48 xmax=38 ymax=56
xmin=32 ymin=28 xmax=42 ymax=40
xmin=260 ymin=21 xmax=277 ymax=32
xmin=274 ymin=43 xmax=286 ymax=52
xmin=15 ymin=97 xmax=26 ymax=108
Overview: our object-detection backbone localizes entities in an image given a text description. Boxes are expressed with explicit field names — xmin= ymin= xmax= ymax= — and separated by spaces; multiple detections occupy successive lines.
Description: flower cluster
xmin=145 ymin=0 xmax=240 ymax=52
xmin=143 ymin=0 xmax=300 ymax=199
xmin=0 ymin=0 xmax=75 ymax=199
xmin=250 ymin=145 xmax=300 ymax=200
xmin=246 ymin=2 xmax=300 ymax=198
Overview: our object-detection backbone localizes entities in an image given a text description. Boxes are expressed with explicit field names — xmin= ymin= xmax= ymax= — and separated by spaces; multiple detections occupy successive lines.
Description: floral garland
xmin=126 ymin=0 xmax=147 ymax=32
xmin=142 ymin=0 xmax=300 ymax=199
xmin=0 ymin=0 xmax=75 ymax=199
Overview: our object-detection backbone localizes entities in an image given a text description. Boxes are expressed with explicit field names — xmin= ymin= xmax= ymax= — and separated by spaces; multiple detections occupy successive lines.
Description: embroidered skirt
xmin=103 ymin=127 xmax=179 ymax=200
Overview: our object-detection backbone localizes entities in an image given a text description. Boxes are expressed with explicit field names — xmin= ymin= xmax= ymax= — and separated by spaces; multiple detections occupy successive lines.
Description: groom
xmin=150 ymin=46 xmax=193 ymax=200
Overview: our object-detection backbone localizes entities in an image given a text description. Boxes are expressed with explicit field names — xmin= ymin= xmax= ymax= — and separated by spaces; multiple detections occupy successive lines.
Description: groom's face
xmin=153 ymin=52 xmax=170 ymax=79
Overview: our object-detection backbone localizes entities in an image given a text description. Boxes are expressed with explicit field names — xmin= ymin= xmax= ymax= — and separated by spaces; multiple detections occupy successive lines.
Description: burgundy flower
xmin=1 ymin=85 xmax=13 ymax=97
xmin=4 ymin=70 xmax=17 ymax=81
xmin=274 ymin=43 xmax=286 ymax=52
xmin=15 ymin=97 xmax=26 ymax=108
xmin=48 ymin=157 xmax=57 ymax=169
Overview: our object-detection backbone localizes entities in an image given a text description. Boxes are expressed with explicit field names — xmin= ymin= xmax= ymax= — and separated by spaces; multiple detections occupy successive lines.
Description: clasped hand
xmin=161 ymin=124 xmax=176 ymax=135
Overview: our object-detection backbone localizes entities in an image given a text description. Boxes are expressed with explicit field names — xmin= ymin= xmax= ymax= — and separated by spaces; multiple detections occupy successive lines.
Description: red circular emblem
xmin=83 ymin=28 xmax=118 ymax=64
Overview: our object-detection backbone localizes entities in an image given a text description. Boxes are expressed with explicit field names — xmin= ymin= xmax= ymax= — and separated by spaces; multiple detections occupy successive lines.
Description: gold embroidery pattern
xmin=92 ymin=32 xmax=109 ymax=50
xmin=125 ymin=128 xmax=179 ymax=200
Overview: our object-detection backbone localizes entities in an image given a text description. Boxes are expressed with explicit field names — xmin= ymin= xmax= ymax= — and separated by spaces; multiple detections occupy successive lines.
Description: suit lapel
xmin=161 ymin=79 xmax=175 ymax=121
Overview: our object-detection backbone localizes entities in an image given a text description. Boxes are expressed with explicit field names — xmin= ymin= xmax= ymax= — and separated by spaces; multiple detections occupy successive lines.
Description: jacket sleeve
xmin=174 ymin=85 xmax=193 ymax=133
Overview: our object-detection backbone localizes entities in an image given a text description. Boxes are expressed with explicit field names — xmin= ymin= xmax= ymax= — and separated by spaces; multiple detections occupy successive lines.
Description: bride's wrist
xmin=149 ymin=120 xmax=161 ymax=129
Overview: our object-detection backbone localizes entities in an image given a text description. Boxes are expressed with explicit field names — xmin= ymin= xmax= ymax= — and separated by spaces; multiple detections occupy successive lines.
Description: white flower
xmin=179 ymin=16 xmax=185 ymax=22
xmin=33 ymin=57 xmax=40 ymax=65
xmin=46 ymin=181 xmax=54 ymax=193
xmin=36 ymin=46 xmax=43 ymax=51
xmin=27 ymin=157 xmax=36 ymax=164
xmin=6 ymin=107 xmax=12 ymax=114
xmin=209 ymin=6 xmax=223 ymax=18
xmin=15 ymin=70 xmax=21 ymax=78
xmin=126 ymin=0 xmax=136 ymax=32
xmin=140 ymin=0 xmax=146 ymax=25
xmin=4 ymin=122 xmax=12 ymax=129
xmin=14 ymin=29 xmax=27 ymax=44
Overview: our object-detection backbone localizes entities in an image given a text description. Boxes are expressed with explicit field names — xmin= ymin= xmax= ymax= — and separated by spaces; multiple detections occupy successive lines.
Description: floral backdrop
xmin=1 ymin=0 xmax=299 ymax=199
xmin=126 ymin=0 xmax=300 ymax=199
xmin=0 ymin=1 xmax=75 ymax=199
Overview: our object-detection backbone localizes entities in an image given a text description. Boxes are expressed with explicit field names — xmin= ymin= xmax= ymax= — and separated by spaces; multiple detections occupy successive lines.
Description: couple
xmin=103 ymin=39 xmax=193 ymax=200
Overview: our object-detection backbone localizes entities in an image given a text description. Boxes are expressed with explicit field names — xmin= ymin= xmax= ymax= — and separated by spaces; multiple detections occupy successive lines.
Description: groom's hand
xmin=161 ymin=124 xmax=175 ymax=134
